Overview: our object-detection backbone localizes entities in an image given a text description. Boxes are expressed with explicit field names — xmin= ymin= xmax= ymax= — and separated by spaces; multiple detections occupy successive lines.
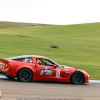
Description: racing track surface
xmin=0 ymin=78 xmax=100 ymax=100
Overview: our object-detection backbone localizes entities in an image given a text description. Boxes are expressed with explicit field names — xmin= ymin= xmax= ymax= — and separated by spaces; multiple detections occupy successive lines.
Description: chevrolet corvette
xmin=0 ymin=55 xmax=89 ymax=84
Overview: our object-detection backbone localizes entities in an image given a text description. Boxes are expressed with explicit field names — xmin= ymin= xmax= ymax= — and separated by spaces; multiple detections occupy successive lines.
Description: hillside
xmin=0 ymin=21 xmax=100 ymax=80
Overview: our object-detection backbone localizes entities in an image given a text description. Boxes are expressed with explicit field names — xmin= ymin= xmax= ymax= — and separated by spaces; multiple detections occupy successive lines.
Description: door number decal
xmin=56 ymin=69 xmax=60 ymax=78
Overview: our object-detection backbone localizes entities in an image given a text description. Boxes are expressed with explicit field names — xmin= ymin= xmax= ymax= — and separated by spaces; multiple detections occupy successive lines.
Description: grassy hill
xmin=0 ymin=21 xmax=100 ymax=80
xmin=0 ymin=21 xmax=51 ymax=29
xmin=0 ymin=21 xmax=31 ymax=29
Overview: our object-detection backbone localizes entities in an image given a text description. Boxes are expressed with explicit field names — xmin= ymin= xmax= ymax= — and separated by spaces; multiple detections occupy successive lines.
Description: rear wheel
xmin=71 ymin=72 xmax=84 ymax=84
xmin=17 ymin=68 xmax=32 ymax=82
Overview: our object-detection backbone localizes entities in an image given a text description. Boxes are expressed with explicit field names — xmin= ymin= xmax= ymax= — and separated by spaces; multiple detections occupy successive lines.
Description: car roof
xmin=8 ymin=55 xmax=48 ymax=59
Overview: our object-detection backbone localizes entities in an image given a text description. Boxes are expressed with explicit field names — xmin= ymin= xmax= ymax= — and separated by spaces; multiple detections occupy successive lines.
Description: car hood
xmin=60 ymin=65 xmax=72 ymax=68
xmin=60 ymin=65 xmax=76 ymax=71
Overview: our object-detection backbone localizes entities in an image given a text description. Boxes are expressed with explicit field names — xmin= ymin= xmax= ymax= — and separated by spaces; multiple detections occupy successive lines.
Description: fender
xmin=10 ymin=64 xmax=36 ymax=78
xmin=66 ymin=68 xmax=76 ymax=82
xmin=63 ymin=68 xmax=80 ymax=82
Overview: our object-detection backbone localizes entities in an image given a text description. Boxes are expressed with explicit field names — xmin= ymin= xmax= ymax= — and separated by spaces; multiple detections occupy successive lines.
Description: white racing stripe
xmin=0 ymin=76 xmax=100 ymax=83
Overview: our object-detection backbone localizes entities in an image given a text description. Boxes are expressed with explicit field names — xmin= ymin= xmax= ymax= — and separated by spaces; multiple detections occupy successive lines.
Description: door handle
xmin=35 ymin=65 xmax=37 ymax=67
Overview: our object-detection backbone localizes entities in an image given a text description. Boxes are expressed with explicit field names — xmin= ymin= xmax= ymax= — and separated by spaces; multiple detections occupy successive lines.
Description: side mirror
xmin=53 ymin=65 xmax=56 ymax=68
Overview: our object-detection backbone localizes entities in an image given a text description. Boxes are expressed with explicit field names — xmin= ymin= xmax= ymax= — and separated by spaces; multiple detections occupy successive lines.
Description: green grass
xmin=0 ymin=74 xmax=3 ymax=76
xmin=0 ymin=21 xmax=100 ymax=80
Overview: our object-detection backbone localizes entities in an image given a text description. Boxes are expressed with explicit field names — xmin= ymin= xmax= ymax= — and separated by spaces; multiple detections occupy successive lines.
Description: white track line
xmin=89 ymin=80 xmax=100 ymax=83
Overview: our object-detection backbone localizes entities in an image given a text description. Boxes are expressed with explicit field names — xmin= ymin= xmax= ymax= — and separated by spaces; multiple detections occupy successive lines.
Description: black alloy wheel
xmin=17 ymin=68 xmax=32 ymax=82
xmin=71 ymin=72 xmax=84 ymax=84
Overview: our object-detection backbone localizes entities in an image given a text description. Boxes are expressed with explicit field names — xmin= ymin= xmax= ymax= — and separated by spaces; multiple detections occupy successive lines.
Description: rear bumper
xmin=0 ymin=71 xmax=9 ymax=76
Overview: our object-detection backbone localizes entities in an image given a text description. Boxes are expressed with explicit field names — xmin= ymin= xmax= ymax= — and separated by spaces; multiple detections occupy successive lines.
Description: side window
xmin=11 ymin=57 xmax=33 ymax=63
xmin=36 ymin=58 xmax=55 ymax=67
xmin=24 ymin=57 xmax=33 ymax=63
xmin=12 ymin=58 xmax=25 ymax=61
xmin=43 ymin=59 xmax=54 ymax=66
xmin=36 ymin=58 xmax=42 ymax=64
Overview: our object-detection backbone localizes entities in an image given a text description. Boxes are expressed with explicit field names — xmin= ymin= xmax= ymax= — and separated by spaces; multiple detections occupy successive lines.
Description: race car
xmin=0 ymin=55 xmax=89 ymax=84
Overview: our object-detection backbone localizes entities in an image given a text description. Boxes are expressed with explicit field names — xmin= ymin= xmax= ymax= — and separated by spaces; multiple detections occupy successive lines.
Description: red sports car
xmin=0 ymin=55 xmax=89 ymax=84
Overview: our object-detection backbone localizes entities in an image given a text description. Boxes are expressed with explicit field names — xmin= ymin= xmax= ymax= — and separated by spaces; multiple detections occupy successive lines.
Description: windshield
xmin=36 ymin=58 xmax=61 ymax=67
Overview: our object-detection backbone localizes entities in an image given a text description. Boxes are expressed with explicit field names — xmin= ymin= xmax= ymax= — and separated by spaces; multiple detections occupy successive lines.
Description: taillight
xmin=5 ymin=61 xmax=10 ymax=66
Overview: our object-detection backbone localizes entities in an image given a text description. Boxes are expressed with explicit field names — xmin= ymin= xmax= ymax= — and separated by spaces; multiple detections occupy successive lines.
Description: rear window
xmin=10 ymin=57 xmax=33 ymax=63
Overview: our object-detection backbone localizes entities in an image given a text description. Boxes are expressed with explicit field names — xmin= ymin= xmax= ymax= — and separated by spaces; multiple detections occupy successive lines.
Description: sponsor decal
xmin=64 ymin=69 xmax=69 ymax=71
xmin=40 ymin=67 xmax=53 ymax=76
xmin=0 ymin=91 xmax=2 ymax=99
xmin=56 ymin=69 xmax=60 ymax=78
xmin=44 ymin=67 xmax=49 ymax=70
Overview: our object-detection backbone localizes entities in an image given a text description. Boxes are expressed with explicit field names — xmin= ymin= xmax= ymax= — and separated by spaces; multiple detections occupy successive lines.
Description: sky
xmin=0 ymin=0 xmax=100 ymax=25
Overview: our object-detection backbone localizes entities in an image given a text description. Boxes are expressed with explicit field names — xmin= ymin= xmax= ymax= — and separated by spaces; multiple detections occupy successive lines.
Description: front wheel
xmin=71 ymin=72 xmax=84 ymax=84
xmin=17 ymin=68 xmax=32 ymax=82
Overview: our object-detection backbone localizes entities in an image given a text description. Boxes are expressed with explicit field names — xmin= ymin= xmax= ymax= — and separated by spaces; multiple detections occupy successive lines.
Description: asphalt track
xmin=0 ymin=77 xmax=100 ymax=100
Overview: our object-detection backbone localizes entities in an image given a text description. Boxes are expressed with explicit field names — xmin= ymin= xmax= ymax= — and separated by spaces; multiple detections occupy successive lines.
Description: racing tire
xmin=17 ymin=68 xmax=32 ymax=82
xmin=70 ymin=72 xmax=84 ymax=84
